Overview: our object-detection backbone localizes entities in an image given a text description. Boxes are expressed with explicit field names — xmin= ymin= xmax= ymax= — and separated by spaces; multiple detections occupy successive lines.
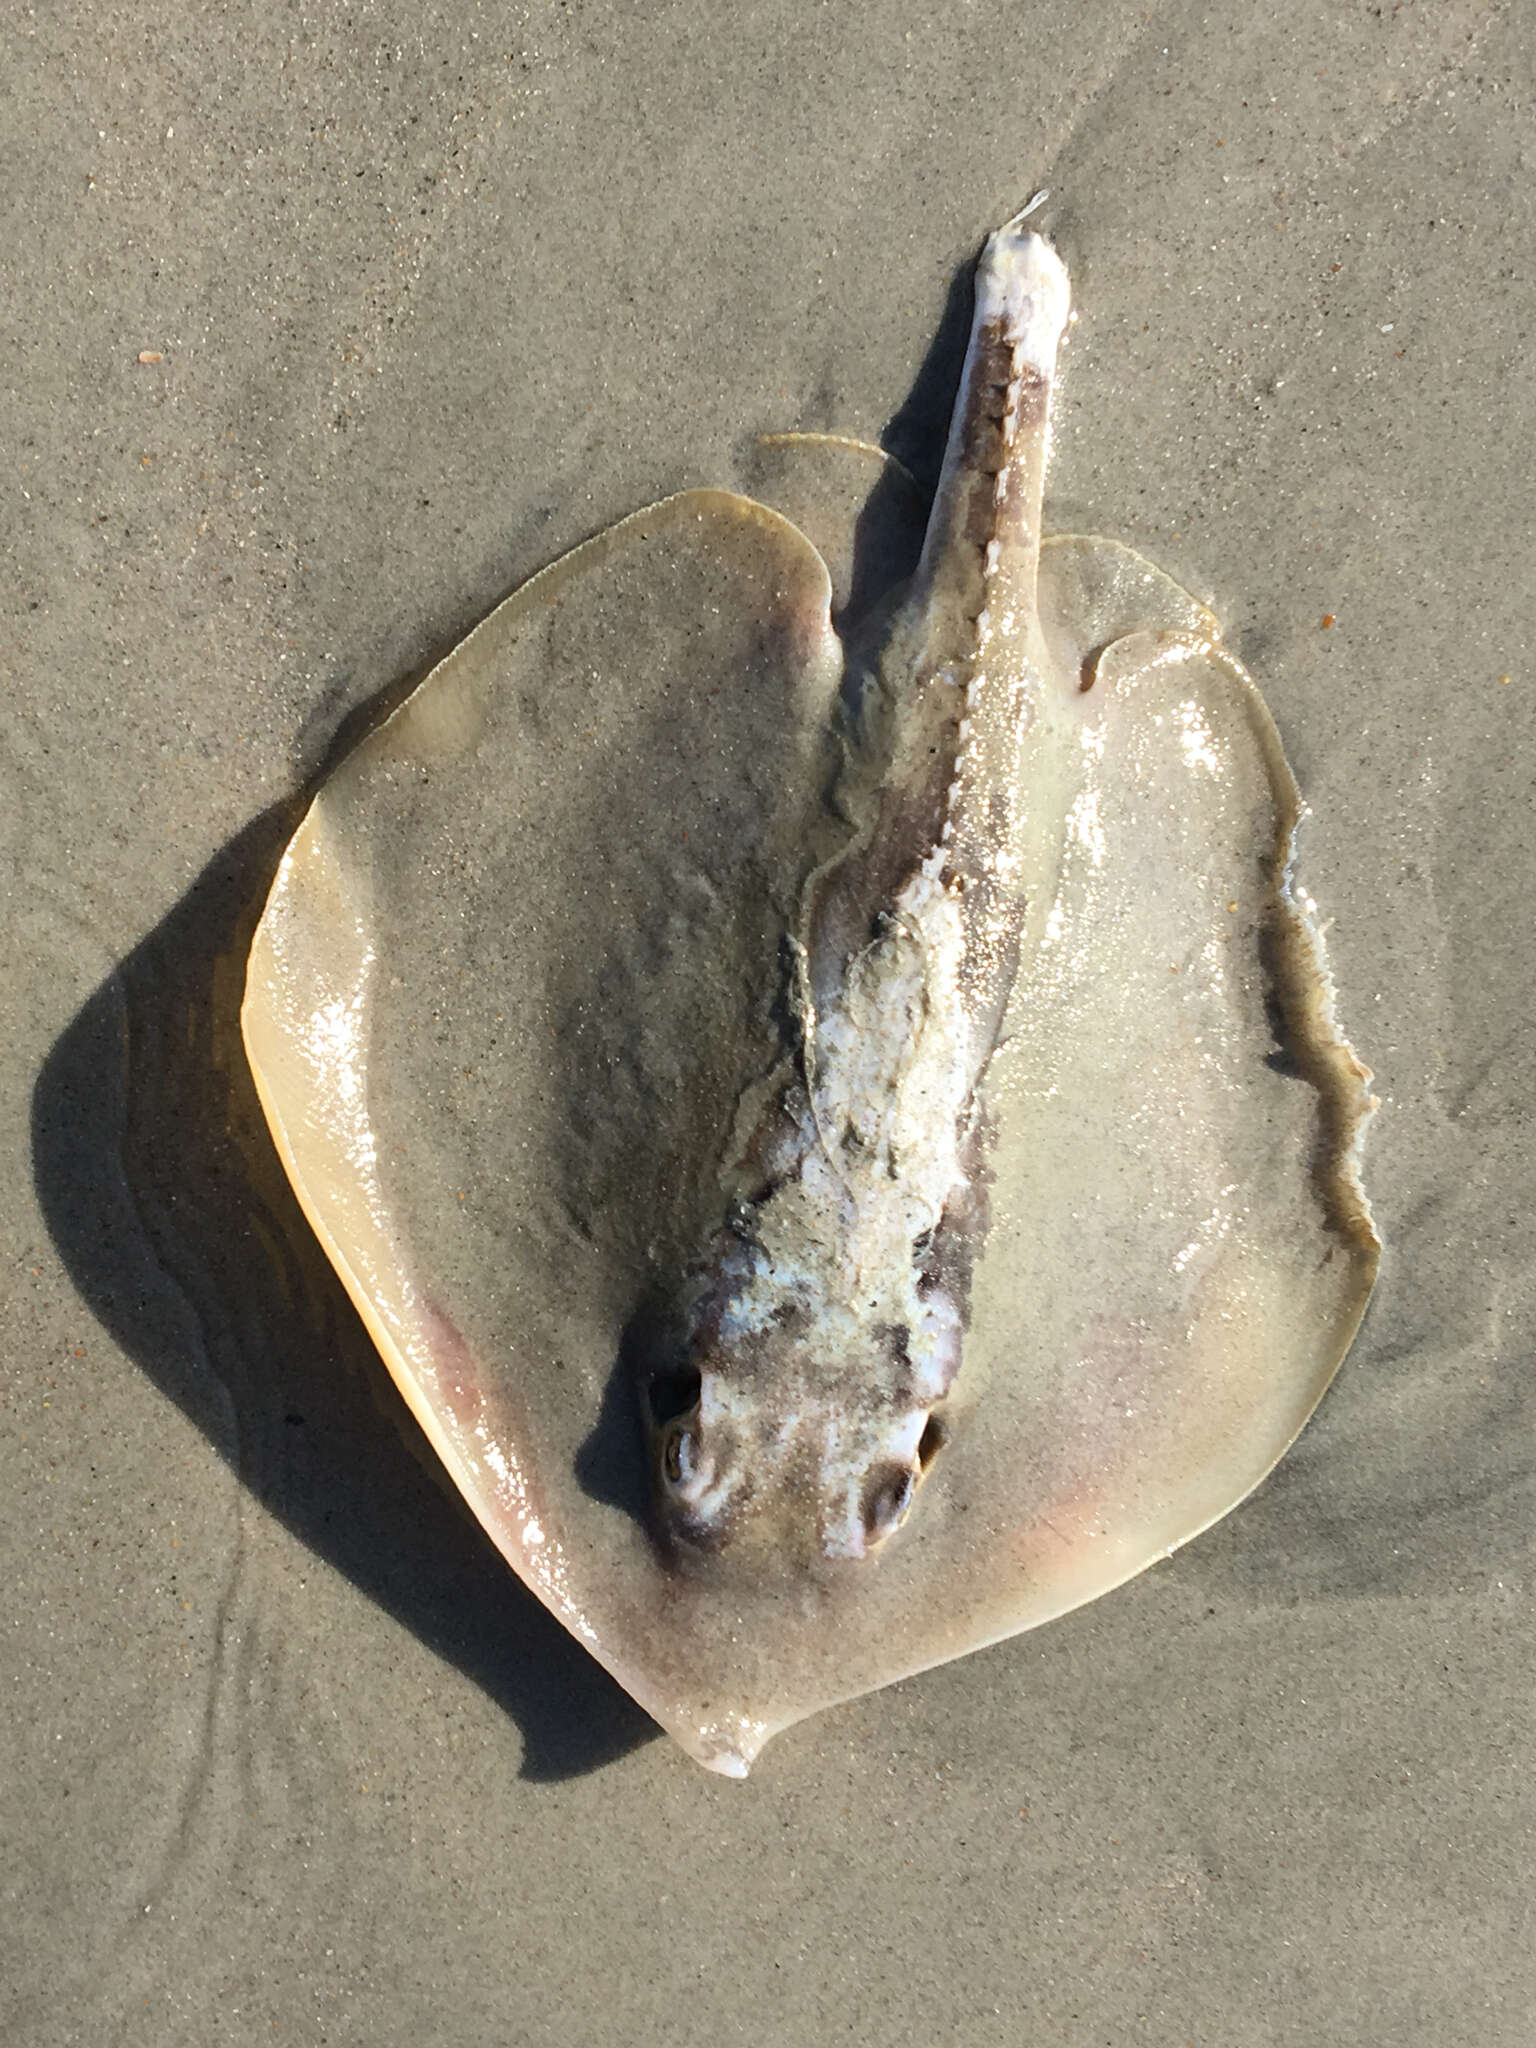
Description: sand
xmin=4 ymin=2 xmax=1532 ymax=2041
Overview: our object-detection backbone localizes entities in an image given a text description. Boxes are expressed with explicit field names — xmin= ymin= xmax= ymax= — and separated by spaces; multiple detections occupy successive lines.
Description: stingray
xmin=242 ymin=216 xmax=1378 ymax=1775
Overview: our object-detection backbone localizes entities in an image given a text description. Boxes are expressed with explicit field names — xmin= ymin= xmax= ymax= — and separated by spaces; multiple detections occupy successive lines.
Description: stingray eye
xmin=662 ymin=1422 xmax=698 ymax=1489
xmin=862 ymin=1464 xmax=917 ymax=1544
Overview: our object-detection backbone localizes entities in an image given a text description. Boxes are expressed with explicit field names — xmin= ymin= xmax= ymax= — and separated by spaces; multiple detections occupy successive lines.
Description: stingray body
xmin=243 ymin=218 xmax=1378 ymax=1774
xmin=648 ymin=231 xmax=1073 ymax=1565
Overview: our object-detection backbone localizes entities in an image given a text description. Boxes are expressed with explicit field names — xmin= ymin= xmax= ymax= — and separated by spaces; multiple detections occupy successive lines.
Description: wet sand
xmin=5 ymin=2 xmax=1532 ymax=2041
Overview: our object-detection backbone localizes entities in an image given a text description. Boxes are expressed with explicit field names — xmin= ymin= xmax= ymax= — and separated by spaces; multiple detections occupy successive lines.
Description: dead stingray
xmin=242 ymin=216 xmax=1378 ymax=1775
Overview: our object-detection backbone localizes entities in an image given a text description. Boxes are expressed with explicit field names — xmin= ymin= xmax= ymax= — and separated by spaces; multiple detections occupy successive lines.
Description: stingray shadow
xmin=881 ymin=254 xmax=978 ymax=501
xmin=32 ymin=239 xmax=983 ymax=1781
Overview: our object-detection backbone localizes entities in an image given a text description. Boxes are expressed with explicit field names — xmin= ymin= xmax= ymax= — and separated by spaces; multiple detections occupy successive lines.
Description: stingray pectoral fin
xmin=926 ymin=624 xmax=1379 ymax=1648
xmin=242 ymin=488 xmax=851 ymax=1774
